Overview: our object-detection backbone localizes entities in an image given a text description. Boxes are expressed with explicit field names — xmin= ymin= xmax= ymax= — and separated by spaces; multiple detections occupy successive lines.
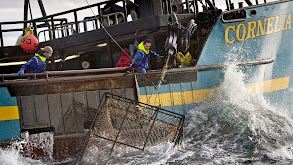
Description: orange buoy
xmin=21 ymin=34 xmax=39 ymax=53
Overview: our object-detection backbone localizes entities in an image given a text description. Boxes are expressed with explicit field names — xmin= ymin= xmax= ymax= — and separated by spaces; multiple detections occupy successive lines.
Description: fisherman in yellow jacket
xmin=177 ymin=51 xmax=192 ymax=67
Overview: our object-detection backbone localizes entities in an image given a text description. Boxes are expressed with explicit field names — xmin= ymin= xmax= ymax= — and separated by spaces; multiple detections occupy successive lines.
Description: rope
xmin=85 ymin=0 xmax=167 ymax=98
xmin=85 ymin=0 xmax=139 ymax=66
xmin=146 ymin=55 xmax=170 ymax=106
xmin=85 ymin=0 xmax=163 ymax=91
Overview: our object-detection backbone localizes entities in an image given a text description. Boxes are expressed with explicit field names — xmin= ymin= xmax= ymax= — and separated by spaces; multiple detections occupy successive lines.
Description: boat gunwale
xmin=0 ymin=58 xmax=274 ymax=87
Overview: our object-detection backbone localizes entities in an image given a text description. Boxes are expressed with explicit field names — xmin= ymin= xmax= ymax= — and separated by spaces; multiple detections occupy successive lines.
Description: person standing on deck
xmin=18 ymin=46 xmax=53 ymax=76
xmin=116 ymin=48 xmax=132 ymax=67
xmin=131 ymin=39 xmax=160 ymax=74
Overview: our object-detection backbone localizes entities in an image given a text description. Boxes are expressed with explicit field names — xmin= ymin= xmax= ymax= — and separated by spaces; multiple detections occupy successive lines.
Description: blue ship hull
xmin=139 ymin=0 xmax=293 ymax=114
xmin=0 ymin=0 xmax=292 ymax=161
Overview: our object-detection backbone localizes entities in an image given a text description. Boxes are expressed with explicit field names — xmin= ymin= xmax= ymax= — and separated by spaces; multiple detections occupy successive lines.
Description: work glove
xmin=156 ymin=54 xmax=160 ymax=60
xmin=18 ymin=70 xmax=24 ymax=76
xmin=141 ymin=68 xmax=146 ymax=75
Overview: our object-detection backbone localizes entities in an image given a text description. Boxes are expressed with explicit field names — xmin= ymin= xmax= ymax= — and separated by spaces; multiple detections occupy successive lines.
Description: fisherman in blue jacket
xmin=131 ymin=39 xmax=160 ymax=74
xmin=18 ymin=46 xmax=53 ymax=76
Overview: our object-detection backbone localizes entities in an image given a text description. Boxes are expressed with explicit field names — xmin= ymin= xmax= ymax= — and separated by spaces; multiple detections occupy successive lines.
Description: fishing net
xmin=77 ymin=92 xmax=184 ymax=162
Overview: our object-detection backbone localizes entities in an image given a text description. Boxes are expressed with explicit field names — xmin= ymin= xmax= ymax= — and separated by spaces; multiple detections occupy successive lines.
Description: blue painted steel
xmin=197 ymin=1 xmax=293 ymax=109
xmin=0 ymin=87 xmax=17 ymax=107
xmin=0 ymin=87 xmax=20 ymax=140
xmin=0 ymin=120 xmax=21 ymax=140
xmin=140 ymin=1 xmax=293 ymax=115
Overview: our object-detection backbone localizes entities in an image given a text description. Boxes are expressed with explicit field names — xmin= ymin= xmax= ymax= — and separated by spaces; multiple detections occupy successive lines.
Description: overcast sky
xmin=0 ymin=0 xmax=276 ymax=46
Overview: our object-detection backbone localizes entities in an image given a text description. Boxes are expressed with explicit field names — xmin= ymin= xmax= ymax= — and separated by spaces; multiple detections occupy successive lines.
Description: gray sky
xmin=0 ymin=0 xmax=103 ymax=46
xmin=0 ymin=0 xmax=276 ymax=46
xmin=0 ymin=0 xmax=100 ymax=22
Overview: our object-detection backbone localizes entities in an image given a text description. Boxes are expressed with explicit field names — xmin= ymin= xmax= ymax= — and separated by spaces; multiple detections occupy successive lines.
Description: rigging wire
xmin=145 ymin=55 xmax=170 ymax=106
xmin=85 ymin=0 xmax=168 ymax=106
xmin=85 ymin=0 xmax=161 ymax=90
xmin=85 ymin=0 xmax=137 ymax=65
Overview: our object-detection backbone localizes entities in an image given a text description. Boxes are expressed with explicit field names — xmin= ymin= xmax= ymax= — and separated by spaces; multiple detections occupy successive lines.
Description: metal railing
xmin=38 ymin=22 xmax=75 ymax=42
xmin=0 ymin=66 xmax=131 ymax=84
xmin=37 ymin=12 xmax=125 ymax=42
xmin=0 ymin=0 xmax=128 ymax=47
xmin=0 ymin=0 xmax=271 ymax=47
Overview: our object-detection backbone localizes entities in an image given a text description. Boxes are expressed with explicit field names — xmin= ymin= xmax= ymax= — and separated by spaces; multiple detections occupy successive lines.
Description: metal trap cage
xmin=77 ymin=92 xmax=185 ymax=163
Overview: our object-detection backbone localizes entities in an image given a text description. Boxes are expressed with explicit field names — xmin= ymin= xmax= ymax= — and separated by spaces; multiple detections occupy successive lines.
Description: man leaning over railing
xmin=18 ymin=46 xmax=53 ymax=78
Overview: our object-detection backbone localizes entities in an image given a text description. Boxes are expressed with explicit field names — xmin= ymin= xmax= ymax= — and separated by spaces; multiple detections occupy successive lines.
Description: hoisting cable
xmin=144 ymin=54 xmax=170 ymax=106
xmin=145 ymin=12 xmax=179 ymax=106
xmin=151 ymin=54 xmax=170 ymax=106
xmin=85 ymin=0 xmax=135 ymax=65
xmin=85 ymin=0 xmax=158 ymax=89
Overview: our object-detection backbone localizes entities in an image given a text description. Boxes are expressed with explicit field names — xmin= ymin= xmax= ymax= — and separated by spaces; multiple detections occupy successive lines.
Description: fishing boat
xmin=0 ymin=0 xmax=291 ymax=163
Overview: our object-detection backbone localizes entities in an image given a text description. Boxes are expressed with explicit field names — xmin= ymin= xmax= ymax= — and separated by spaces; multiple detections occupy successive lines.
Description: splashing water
xmin=0 ymin=146 xmax=42 ymax=165
xmin=3 ymin=65 xmax=293 ymax=164
xmin=184 ymin=65 xmax=293 ymax=164
xmin=0 ymin=132 xmax=54 ymax=165
xmin=78 ymin=65 xmax=293 ymax=164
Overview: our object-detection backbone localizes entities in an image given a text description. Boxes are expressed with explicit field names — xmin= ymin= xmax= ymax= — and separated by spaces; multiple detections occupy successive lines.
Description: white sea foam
xmin=79 ymin=64 xmax=293 ymax=164
xmin=0 ymin=132 xmax=53 ymax=165
xmin=2 ymin=62 xmax=293 ymax=164
xmin=184 ymin=65 xmax=293 ymax=164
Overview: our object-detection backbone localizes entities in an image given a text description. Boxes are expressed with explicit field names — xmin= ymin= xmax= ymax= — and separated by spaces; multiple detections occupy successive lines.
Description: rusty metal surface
xmin=17 ymin=88 xmax=137 ymax=135
xmin=6 ymin=73 xmax=134 ymax=96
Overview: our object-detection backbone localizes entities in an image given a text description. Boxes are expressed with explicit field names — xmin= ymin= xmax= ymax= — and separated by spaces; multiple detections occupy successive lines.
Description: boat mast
xmin=23 ymin=0 xmax=47 ymax=28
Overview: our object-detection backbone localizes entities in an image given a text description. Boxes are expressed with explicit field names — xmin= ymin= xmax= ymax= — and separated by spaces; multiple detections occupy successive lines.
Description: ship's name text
xmin=225 ymin=13 xmax=291 ymax=44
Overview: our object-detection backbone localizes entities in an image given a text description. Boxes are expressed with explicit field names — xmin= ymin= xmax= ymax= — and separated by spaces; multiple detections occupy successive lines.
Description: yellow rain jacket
xmin=177 ymin=51 xmax=192 ymax=66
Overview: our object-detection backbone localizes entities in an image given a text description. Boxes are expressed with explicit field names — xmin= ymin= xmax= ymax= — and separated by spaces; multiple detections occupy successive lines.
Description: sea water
xmin=2 ymin=66 xmax=293 ymax=164
xmin=77 ymin=65 xmax=293 ymax=164
xmin=0 ymin=132 xmax=53 ymax=165
xmin=98 ymin=65 xmax=293 ymax=164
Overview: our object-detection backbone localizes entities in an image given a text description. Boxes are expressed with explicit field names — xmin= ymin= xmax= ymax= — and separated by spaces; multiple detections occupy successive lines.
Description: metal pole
xmin=74 ymin=11 xmax=79 ymax=33
xmin=51 ymin=17 xmax=55 ymax=39
xmin=194 ymin=0 xmax=198 ymax=14
xmin=186 ymin=0 xmax=191 ymax=14
xmin=97 ymin=5 xmax=101 ymax=29
xmin=225 ymin=0 xmax=230 ymax=10
xmin=168 ymin=0 xmax=172 ymax=14
xmin=123 ymin=0 xmax=128 ymax=22
xmin=32 ymin=21 xmax=37 ymax=37
xmin=28 ymin=0 xmax=33 ymax=20
xmin=37 ymin=0 xmax=47 ymax=17
xmin=0 ymin=25 xmax=3 ymax=47
xmin=83 ymin=21 xmax=87 ymax=32
xmin=60 ymin=20 xmax=65 ymax=37
xmin=204 ymin=0 xmax=216 ymax=11
xmin=244 ymin=0 xmax=253 ymax=6
xmin=24 ymin=0 xmax=29 ymax=28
